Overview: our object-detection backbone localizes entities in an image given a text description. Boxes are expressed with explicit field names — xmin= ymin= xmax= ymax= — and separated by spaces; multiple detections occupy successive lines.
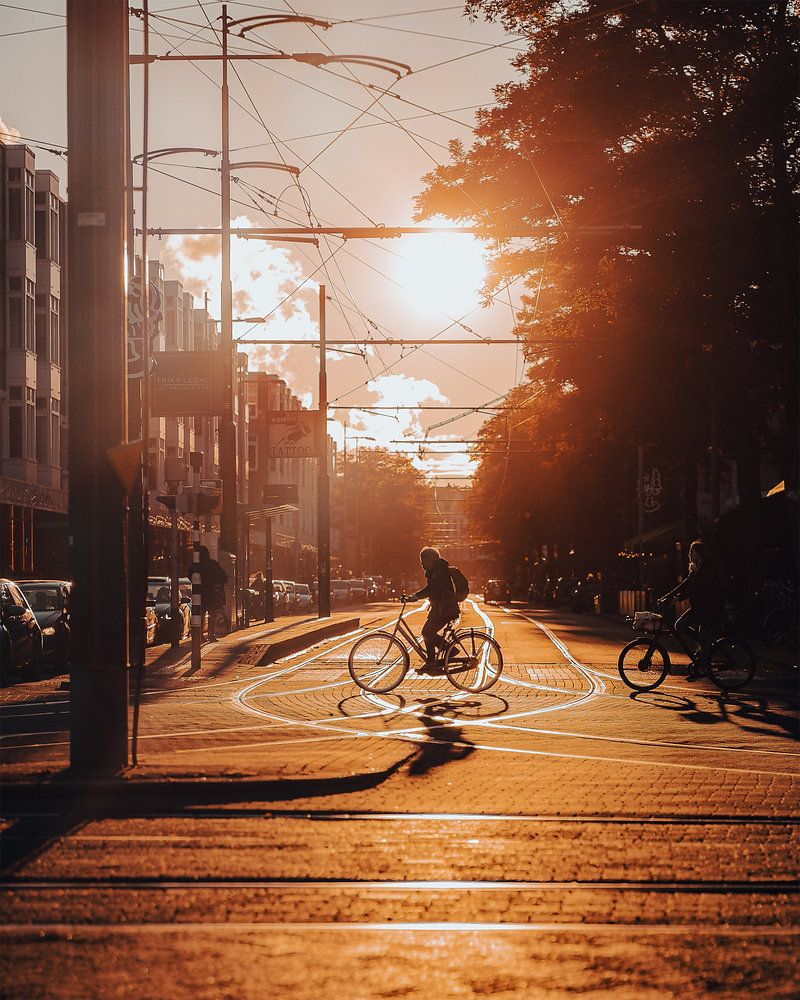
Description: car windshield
xmin=349 ymin=580 xmax=365 ymax=588
xmin=295 ymin=584 xmax=310 ymax=594
xmin=19 ymin=585 xmax=61 ymax=611
xmin=331 ymin=581 xmax=349 ymax=591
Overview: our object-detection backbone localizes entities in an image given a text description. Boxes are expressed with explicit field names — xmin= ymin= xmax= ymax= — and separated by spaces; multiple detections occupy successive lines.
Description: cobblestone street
xmin=1 ymin=601 xmax=798 ymax=998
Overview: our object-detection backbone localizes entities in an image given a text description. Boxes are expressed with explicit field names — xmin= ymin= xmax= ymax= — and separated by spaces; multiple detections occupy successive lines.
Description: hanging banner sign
xmin=127 ymin=278 xmax=162 ymax=379
xmin=268 ymin=410 xmax=319 ymax=459
xmin=151 ymin=351 xmax=225 ymax=416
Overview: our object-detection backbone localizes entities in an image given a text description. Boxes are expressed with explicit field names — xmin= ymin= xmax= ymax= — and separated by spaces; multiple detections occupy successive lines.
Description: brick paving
xmin=1 ymin=600 xmax=797 ymax=998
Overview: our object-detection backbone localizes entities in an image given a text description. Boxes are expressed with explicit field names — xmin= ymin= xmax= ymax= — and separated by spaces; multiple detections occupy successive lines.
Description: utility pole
xmin=317 ymin=285 xmax=331 ymax=618
xmin=219 ymin=4 xmax=237 ymax=581
xmin=67 ymin=0 xmax=130 ymax=772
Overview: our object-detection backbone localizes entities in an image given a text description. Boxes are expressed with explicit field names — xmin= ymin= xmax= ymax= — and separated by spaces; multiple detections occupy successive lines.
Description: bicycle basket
xmin=633 ymin=611 xmax=663 ymax=632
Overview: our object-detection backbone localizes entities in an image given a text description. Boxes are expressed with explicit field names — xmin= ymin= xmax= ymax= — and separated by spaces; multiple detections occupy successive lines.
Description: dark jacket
xmin=663 ymin=560 xmax=722 ymax=626
xmin=187 ymin=557 xmax=228 ymax=610
xmin=414 ymin=557 xmax=458 ymax=614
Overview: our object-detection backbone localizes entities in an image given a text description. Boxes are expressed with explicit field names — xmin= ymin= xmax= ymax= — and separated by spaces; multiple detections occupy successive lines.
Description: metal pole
xmin=67 ymin=0 xmax=129 ymax=772
xmin=170 ymin=505 xmax=180 ymax=649
xmin=263 ymin=379 xmax=274 ymax=622
xmin=317 ymin=285 xmax=331 ymax=618
xmin=219 ymin=4 xmax=237 ymax=584
xmin=264 ymin=516 xmax=274 ymax=621
xmin=130 ymin=0 xmax=150 ymax=769
xmin=190 ymin=509 xmax=201 ymax=671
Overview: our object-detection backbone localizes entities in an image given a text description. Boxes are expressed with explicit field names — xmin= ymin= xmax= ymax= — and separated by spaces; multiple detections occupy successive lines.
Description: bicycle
xmin=618 ymin=610 xmax=755 ymax=693
xmin=348 ymin=597 xmax=503 ymax=694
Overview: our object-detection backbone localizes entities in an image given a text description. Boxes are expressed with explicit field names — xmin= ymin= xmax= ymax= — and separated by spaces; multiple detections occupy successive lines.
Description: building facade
xmin=0 ymin=144 xmax=68 ymax=577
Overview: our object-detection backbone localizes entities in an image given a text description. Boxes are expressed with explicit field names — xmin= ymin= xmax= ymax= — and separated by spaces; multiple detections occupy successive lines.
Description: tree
xmin=417 ymin=1 xmax=798 ymax=571
xmin=334 ymin=448 xmax=431 ymax=579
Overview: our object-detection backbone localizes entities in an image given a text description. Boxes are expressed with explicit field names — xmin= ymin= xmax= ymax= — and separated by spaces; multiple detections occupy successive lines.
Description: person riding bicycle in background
xmin=657 ymin=539 xmax=723 ymax=680
xmin=405 ymin=546 xmax=460 ymax=673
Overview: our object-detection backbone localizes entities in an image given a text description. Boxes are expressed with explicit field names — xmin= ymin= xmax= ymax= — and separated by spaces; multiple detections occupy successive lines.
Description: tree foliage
xmin=417 ymin=0 xmax=798 ymax=566
xmin=334 ymin=448 xmax=431 ymax=578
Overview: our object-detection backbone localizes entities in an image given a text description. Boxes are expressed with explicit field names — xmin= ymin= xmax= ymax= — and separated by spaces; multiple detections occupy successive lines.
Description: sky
xmin=0 ymin=1 xmax=535 ymax=481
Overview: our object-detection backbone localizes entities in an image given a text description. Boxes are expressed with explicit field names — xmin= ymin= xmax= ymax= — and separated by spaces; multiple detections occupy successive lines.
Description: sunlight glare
xmin=395 ymin=217 xmax=486 ymax=317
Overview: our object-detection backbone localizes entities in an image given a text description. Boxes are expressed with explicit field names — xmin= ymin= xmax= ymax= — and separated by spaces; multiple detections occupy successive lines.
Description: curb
xmin=249 ymin=616 xmax=361 ymax=666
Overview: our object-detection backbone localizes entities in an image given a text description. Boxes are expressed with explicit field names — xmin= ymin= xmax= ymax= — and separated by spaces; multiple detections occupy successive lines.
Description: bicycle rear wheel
xmin=348 ymin=631 xmax=409 ymax=693
xmin=618 ymin=637 xmax=669 ymax=691
xmin=708 ymin=637 xmax=755 ymax=692
xmin=444 ymin=630 xmax=503 ymax=692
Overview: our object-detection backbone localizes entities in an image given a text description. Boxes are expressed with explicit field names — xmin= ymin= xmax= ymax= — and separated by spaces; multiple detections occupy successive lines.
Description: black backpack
xmin=449 ymin=566 xmax=470 ymax=602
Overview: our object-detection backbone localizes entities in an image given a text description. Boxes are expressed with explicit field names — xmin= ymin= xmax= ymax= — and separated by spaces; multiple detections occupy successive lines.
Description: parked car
xmin=294 ymin=583 xmax=313 ymax=610
xmin=484 ymin=579 xmax=511 ymax=605
xmin=272 ymin=580 xmax=288 ymax=615
xmin=275 ymin=580 xmax=298 ymax=613
xmin=330 ymin=580 xmax=351 ymax=606
xmin=1 ymin=580 xmax=42 ymax=679
xmin=18 ymin=580 xmax=71 ymax=667
xmin=147 ymin=576 xmax=191 ymax=643
xmin=347 ymin=579 xmax=368 ymax=604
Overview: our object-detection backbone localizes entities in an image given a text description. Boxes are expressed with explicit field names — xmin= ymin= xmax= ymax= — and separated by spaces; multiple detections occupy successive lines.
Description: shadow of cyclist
xmin=406 ymin=697 xmax=477 ymax=776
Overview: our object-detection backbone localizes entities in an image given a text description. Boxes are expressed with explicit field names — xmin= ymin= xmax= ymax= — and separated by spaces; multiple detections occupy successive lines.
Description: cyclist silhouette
xmin=407 ymin=547 xmax=460 ymax=673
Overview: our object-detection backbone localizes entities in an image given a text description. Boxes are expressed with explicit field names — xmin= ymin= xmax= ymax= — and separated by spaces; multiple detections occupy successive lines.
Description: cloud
xmin=162 ymin=215 xmax=323 ymax=397
xmin=0 ymin=116 xmax=22 ymax=145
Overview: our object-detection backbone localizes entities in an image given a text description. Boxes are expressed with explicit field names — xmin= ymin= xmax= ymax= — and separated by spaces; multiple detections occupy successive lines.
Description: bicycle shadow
xmin=631 ymin=689 xmax=799 ymax=740
xmin=406 ymin=698 xmax=478 ymax=776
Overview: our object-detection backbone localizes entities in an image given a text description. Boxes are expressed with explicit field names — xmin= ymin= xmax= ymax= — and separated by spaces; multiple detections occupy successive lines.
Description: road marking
xmin=5 ymin=878 xmax=796 ymax=894
xmin=1 ymin=922 xmax=796 ymax=935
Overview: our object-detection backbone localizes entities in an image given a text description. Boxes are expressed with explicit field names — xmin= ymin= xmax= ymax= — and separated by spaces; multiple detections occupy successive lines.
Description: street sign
xmin=156 ymin=491 xmax=221 ymax=514
xmin=268 ymin=410 xmax=318 ymax=459
xmin=262 ymin=484 xmax=299 ymax=505
xmin=106 ymin=440 xmax=143 ymax=495
xmin=151 ymin=351 xmax=224 ymax=416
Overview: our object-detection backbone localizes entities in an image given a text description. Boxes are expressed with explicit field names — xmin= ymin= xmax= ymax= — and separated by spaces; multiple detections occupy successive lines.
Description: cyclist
xmin=405 ymin=546 xmax=460 ymax=673
xmin=657 ymin=539 xmax=722 ymax=679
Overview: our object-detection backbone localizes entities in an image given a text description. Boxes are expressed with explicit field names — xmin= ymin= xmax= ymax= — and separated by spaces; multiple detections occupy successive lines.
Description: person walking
xmin=407 ymin=546 xmax=460 ymax=673
xmin=189 ymin=546 xmax=228 ymax=642
xmin=658 ymin=539 xmax=722 ymax=679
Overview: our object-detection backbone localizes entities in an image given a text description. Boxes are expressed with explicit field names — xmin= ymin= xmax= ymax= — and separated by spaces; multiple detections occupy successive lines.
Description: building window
xmin=35 ymin=205 xmax=46 ymax=253
xmin=9 ymin=293 xmax=23 ymax=349
xmin=25 ymin=279 xmax=35 ymax=351
xmin=50 ymin=196 xmax=60 ymax=265
xmin=51 ymin=411 xmax=60 ymax=463
xmin=9 ymin=407 xmax=22 ymax=457
xmin=26 ymin=387 xmax=36 ymax=458
xmin=36 ymin=413 xmax=48 ymax=464
xmin=7 ymin=186 xmax=22 ymax=240
xmin=36 ymin=294 xmax=48 ymax=358
xmin=50 ymin=297 xmax=60 ymax=364
xmin=248 ymin=435 xmax=258 ymax=472
xmin=25 ymin=170 xmax=35 ymax=244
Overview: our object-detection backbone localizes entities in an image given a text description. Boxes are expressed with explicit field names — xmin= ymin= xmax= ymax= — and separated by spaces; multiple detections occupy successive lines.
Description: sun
xmin=395 ymin=217 xmax=487 ymax=318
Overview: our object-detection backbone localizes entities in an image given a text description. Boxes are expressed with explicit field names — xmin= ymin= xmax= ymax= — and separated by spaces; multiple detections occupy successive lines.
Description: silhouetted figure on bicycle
xmin=658 ymin=540 xmax=722 ymax=680
xmin=409 ymin=547 xmax=460 ymax=673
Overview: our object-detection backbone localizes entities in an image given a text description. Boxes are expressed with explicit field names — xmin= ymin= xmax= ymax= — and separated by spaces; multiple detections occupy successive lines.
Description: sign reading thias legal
xmin=151 ymin=352 xmax=224 ymax=416
xmin=268 ymin=410 xmax=319 ymax=459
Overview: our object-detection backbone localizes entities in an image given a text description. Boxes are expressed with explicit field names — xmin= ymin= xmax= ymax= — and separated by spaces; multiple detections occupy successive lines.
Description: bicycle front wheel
xmin=618 ymin=637 xmax=669 ymax=691
xmin=348 ymin=631 xmax=409 ymax=693
xmin=444 ymin=630 xmax=503 ymax=692
xmin=708 ymin=638 xmax=755 ymax=692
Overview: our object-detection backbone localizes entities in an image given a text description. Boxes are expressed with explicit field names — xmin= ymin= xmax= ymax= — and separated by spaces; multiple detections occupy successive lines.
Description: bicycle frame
xmin=635 ymin=619 xmax=704 ymax=667
xmin=390 ymin=600 xmax=459 ymax=660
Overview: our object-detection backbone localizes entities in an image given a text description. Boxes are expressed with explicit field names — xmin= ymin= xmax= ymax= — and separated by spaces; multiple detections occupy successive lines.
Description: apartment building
xmin=246 ymin=371 xmax=334 ymax=582
xmin=0 ymin=144 xmax=68 ymax=577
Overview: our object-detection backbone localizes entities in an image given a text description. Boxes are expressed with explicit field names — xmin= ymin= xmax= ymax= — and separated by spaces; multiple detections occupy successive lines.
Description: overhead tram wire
xmin=143 ymin=8 xmax=541 ymax=430
xmin=147 ymin=12 xmax=383 ymax=226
